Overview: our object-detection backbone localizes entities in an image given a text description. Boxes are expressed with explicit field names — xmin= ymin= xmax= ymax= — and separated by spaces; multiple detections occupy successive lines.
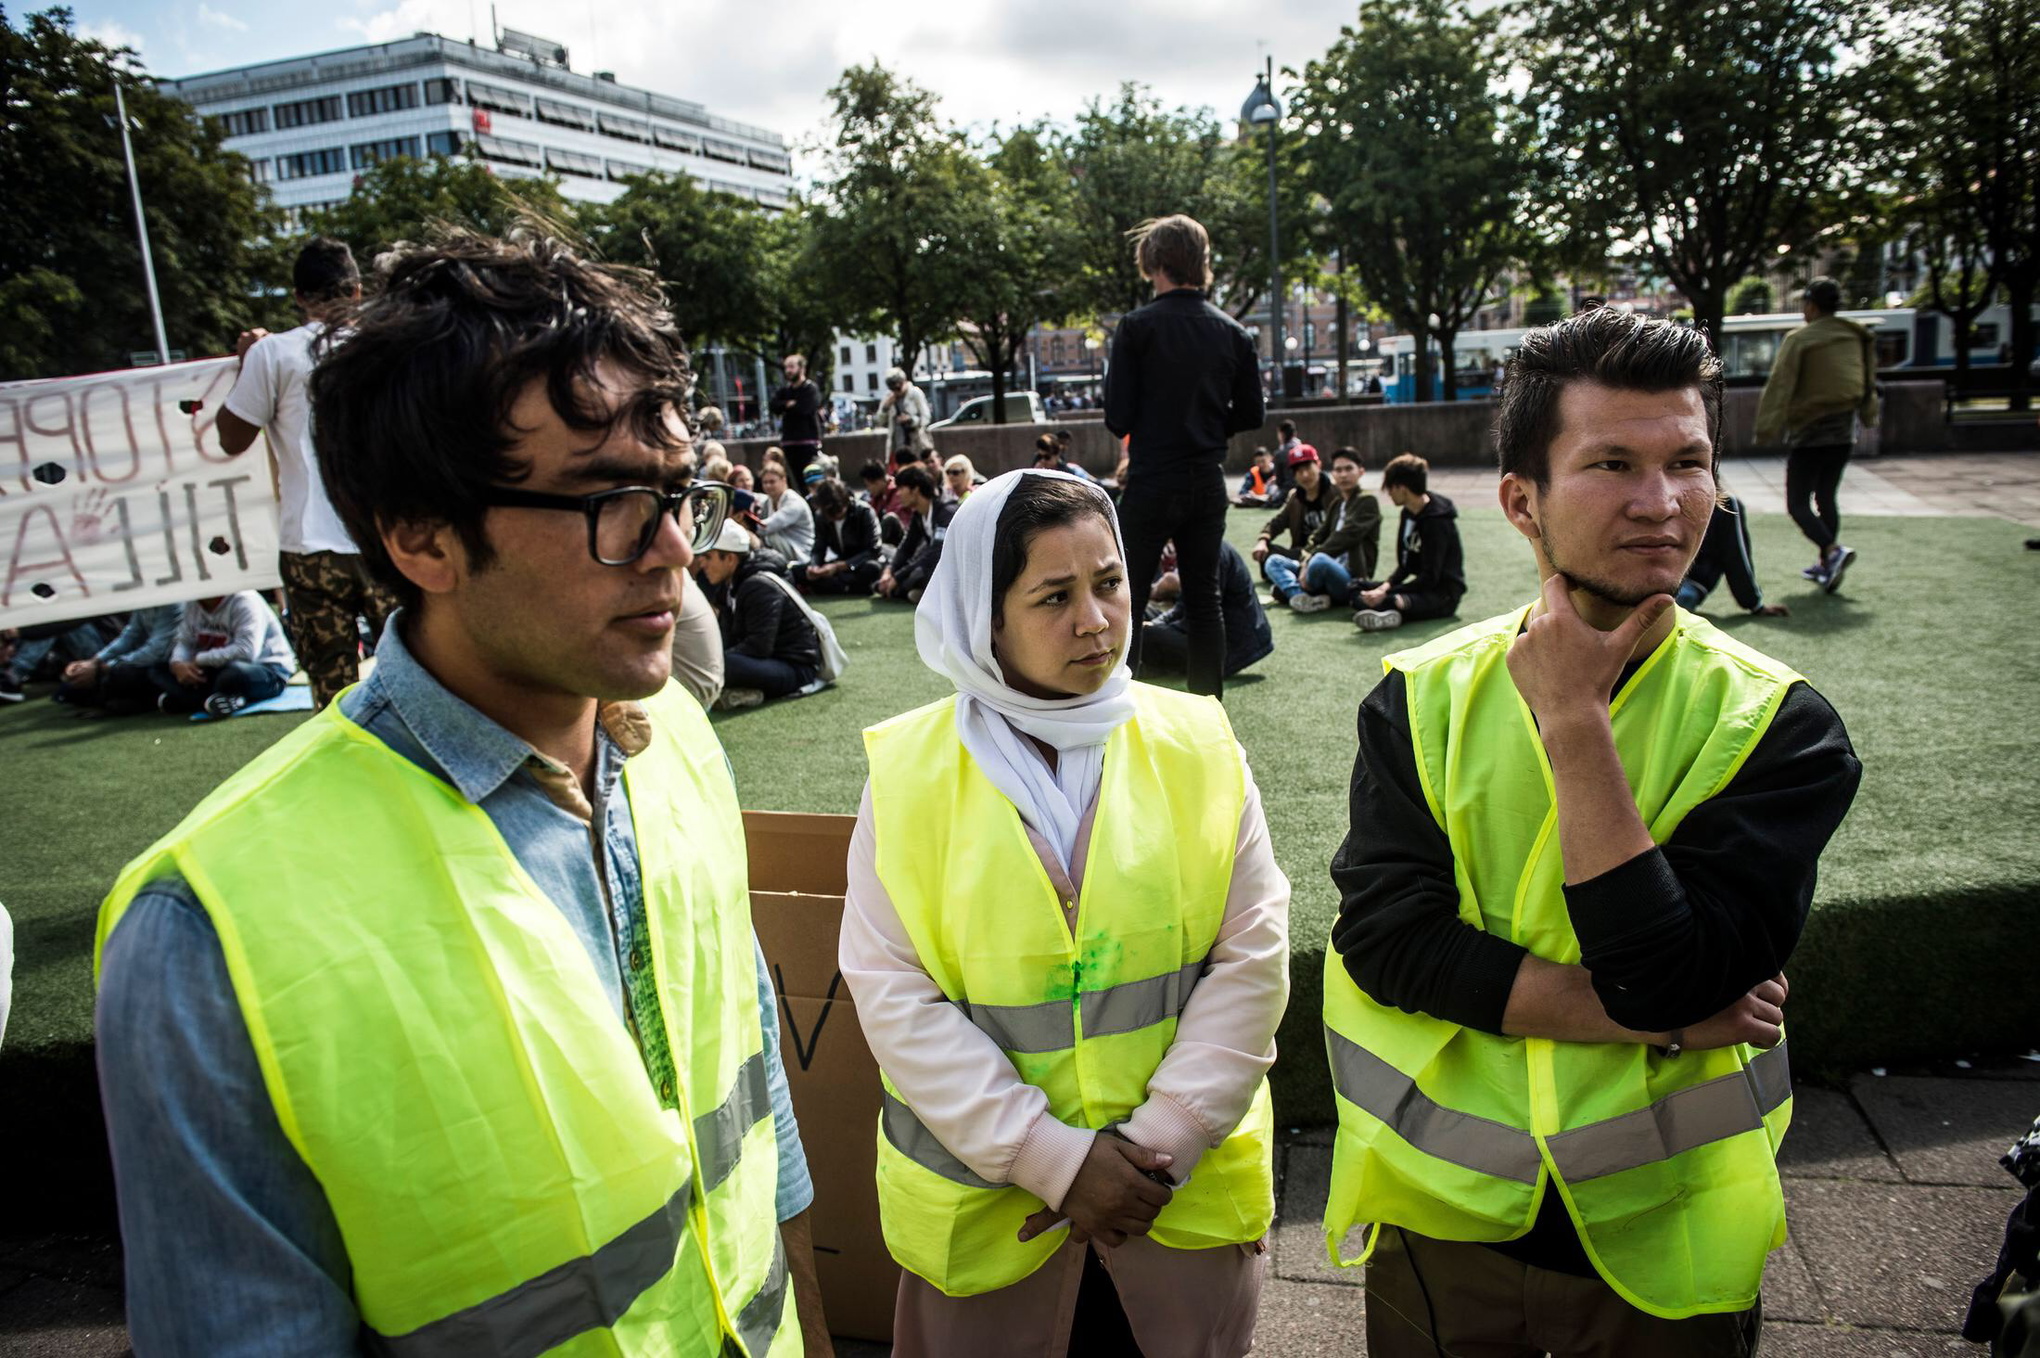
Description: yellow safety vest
xmin=1322 ymin=605 xmax=1800 ymax=1320
xmin=96 ymin=685 xmax=796 ymax=1357
xmin=863 ymin=684 xmax=1276 ymax=1297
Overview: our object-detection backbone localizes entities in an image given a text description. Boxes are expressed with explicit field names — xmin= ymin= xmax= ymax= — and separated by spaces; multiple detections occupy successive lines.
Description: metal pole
xmin=114 ymin=80 xmax=171 ymax=365
xmin=1264 ymin=57 xmax=1282 ymax=410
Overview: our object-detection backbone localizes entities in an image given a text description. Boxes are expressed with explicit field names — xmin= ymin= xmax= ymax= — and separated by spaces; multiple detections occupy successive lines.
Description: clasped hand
xmin=1017 ymin=1136 xmax=1174 ymax=1249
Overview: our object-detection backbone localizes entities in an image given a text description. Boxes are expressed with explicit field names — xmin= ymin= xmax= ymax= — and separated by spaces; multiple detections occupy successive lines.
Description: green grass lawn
xmin=4 ymin=503 xmax=2038 ymax=1155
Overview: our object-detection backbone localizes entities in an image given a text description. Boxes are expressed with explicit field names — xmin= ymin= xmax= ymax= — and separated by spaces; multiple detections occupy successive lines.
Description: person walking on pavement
xmin=1104 ymin=214 xmax=1265 ymax=697
xmin=769 ymin=353 xmax=825 ymax=485
xmin=844 ymin=470 xmax=1286 ymax=1355
xmin=880 ymin=368 xmax=936 ymax=469
xmin=216 ymin=237 xmax=396 ymax=709
xmin=1754 ymin=276 xmax=1879 ymax=594
xmin=96 ymin=227 xmax=828 ymax=1357
xmin=1324 ymin=309 xmax=1861 ymax=1357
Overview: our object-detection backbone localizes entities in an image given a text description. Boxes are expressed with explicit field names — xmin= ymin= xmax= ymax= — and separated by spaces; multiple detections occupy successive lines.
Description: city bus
xmin=1376 ymin=304 xmax=2035 ymax=402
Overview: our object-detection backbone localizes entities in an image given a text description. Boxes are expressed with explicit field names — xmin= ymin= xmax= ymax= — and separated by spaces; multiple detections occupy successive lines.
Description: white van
xmin=929 ymin=391 xmax=1046 ymax=430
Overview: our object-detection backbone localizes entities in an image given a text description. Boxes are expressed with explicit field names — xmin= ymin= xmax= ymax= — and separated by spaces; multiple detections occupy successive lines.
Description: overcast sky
xmin=71 ymin=0 xmax=1355 ymax=175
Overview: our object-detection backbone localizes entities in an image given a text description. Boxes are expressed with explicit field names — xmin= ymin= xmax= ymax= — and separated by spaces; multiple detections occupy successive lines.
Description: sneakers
xmin=1288 ymin=592 xmax=1332 ymax=614
xmin=0 ymin=670 xmax=22 ymax=703
xmin=1800 ymin=561 xmax=1827 ymax=582
xmin=1822 ymin=544 xmax=1856 ymax=594
xmin=1354 ymin=608 xmax=1405 ymax=632
xmin=203 ymin=692 xmax=248 ymax=719
xmin=715 ymin=687 xmax=765 ymax=712
xmin=792 ymin=678 xmax=830 ymax=699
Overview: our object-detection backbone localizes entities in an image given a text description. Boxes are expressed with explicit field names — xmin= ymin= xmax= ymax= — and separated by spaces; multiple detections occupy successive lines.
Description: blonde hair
xmin=763 ymin=445 xmax=788 ymax=469
xmin=701 ymin=455 xmax=734 ymax=481
xmin=1130 ymin=214 xmax=1212 ymax=291
xmin=943 ymin=454 xmax=975 ymax=477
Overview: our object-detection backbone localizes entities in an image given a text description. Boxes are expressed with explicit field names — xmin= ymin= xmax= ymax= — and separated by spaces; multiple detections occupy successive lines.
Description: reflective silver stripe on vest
xmin=368 ymin=1179 xmax=694 ymax=1358
xmin=1082 ymin=958 xmax=1208 ymax=1039
xmin=1326 ymin=1028 xmax=1794 ymax=1188
xmin=1324 ymin=1027 xmax=1544 ymax=1184
xmin=881 ymin=1088 xmax=1002 ymax=1189
xmin=723 ymin=1232 xmax=790 ymax=1358
xmin=1547 ymin=1041 xmax=1792 ymax=1184
xmin=960 ymin=956 xmax=1210 ymax=1054
xmin=962 ymin=994 xmax=1077 ymax=1054
xmin=697 ymin=1048 xmax=773 ymax=1193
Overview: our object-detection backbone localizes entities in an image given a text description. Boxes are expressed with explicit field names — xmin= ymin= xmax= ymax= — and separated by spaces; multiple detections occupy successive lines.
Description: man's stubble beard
xmin=1539 ymin=530 xmax=1665 ymax=609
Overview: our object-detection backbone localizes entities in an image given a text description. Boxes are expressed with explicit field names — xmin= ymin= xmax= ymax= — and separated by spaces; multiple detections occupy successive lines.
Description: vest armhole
xmin=1697 ymin=677 xmax=1796 ymax=805
xmin=1394 ymin=666 xmax=1449 ymax=831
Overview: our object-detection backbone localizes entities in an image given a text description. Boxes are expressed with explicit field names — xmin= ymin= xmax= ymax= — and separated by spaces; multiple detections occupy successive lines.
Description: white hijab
xmin=914 ymin=469 xmax=1136 ymax=871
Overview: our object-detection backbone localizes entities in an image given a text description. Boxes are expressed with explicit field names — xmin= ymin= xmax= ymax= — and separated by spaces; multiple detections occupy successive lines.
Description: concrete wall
xmin=716 ymin=379 xmax=1955 ymax=479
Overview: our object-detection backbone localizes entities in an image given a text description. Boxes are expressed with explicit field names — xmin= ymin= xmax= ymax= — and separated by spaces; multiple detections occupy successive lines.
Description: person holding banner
xmin=96 ymin=227 xmax=828 ymax=1356
xmin=216 ymin=236 xmax=395 ymax=709
xmin=841 ymin=469 xmax=1288 ymax=1356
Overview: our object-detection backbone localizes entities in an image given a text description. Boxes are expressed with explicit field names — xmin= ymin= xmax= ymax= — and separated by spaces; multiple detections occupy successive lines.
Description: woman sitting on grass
xmin=840 ymin=469 xmax=1290 ymax=1355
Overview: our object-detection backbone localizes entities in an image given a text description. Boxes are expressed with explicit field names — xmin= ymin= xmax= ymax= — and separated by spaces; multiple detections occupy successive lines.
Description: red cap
xmin=1287 ymin=444 xmax=1321 ymax=467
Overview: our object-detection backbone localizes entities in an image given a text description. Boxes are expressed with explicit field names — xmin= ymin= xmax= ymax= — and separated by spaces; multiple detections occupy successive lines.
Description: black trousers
xmin=791 ymin=560 xmax=881 ymax=594
xmin=1785 ymin=443 xmax=1851 ymax=552
xmin=1119 ymin=466 xmax=1229 ymax=697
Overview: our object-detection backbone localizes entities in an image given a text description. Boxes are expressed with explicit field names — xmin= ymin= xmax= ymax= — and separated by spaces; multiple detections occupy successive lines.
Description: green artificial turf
xmin=3 ymin=505 xmax=2037 ymax=1178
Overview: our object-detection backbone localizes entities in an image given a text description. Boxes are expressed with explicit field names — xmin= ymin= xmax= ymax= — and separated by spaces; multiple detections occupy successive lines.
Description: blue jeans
xmin=1268 ymin=552 xmax=1356 ymax=603
xmin=1302 ymin=553 xmax=1357 ymax=604
xmin=148 ymin=660 xmax=291 ymax=714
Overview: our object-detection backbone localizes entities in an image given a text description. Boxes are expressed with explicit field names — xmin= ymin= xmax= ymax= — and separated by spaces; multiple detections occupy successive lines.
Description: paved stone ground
xmin=1421 ymin=449 xmax=2040 ymax=529
xmin=4 ymin=450 xmax=2035 ymax=1354
xmin=5 ymin=1059 xmax=2032 ymax=1356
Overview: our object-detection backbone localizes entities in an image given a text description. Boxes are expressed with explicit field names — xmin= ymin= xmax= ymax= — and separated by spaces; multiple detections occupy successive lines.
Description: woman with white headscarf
xmin=840 ymin=469 xmax=1290 ymax=1356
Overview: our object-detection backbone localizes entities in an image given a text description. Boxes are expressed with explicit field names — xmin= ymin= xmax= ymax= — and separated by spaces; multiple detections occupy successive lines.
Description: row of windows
xmin=275 ymin=146 xmax=346 ymax=180
xmin=838 ymin=344 xmax=880 ymax=365
xmin=840 ymin=372 xmax=885 ymax=392
xmin=212 ymin=76 xmax=789 ymax=177
xmin=274 ymin=95 xmax=343 ymax=129
xmin=348 ymin=83 xmax=418 ymax=118
xmin=349 ymin=136 xmax=421 ymax=170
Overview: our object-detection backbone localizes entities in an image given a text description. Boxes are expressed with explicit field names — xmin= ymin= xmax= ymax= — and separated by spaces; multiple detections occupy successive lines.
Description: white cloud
xmin=78 ymin=17 xmax=147 ymax=54
xmin=198 ymin=4 xmax=251 ymax=32
xmin=340 ymin=0 xmax=465 ymax=45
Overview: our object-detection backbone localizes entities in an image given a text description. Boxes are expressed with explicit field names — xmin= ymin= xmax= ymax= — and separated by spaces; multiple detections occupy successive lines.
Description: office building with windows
xmin=158 ymin=32 xmax=795 ymax=222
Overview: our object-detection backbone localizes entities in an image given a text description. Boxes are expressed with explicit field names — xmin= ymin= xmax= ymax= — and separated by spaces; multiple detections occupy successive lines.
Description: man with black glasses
xmin=95 ymin=228 xmax=830 ymax=1356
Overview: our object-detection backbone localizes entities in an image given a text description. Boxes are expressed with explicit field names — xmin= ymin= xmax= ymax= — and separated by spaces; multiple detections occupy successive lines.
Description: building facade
xmin=827 ymin=332 xmax=966 ymax=399
xmin=158 ymin=34 xmax=794 ymax=220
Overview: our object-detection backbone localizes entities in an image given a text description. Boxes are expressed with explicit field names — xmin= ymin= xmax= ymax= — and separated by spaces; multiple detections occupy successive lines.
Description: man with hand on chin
xmin=1323 ymin=309 xmax=1860 ymax=1357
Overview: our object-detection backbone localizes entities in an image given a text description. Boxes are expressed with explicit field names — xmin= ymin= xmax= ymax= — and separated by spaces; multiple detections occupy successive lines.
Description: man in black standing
xmin=769 ymin=353 xmax=825 ymax=485
xmin=1103 ymin=214 xmax=1264 ymax=696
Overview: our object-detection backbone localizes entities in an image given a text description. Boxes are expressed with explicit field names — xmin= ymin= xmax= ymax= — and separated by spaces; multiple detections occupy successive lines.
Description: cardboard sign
xmin=0 ymin=357 xmax=281 ymax=628
xmin=744 ymin=810 xmax=901 ymax=1343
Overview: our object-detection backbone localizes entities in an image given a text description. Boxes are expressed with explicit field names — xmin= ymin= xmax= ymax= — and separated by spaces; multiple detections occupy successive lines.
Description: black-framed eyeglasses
xmin=478 ymin=482 xmax=731 ymax=566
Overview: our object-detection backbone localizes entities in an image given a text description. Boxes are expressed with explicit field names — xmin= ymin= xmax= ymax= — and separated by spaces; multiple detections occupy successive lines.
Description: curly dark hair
xmin=309 ymin=222 xmax=692 ymax=609
xmin=1492 ymin=309 xmax=1723 ymax=486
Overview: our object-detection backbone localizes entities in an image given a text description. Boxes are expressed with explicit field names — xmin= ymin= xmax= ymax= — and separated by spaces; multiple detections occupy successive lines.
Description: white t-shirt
xmin=225 ymin=321 xmax=358 ymax=555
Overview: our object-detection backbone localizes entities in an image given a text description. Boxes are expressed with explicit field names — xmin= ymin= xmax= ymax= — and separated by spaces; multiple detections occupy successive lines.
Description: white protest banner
xmin=0 ymin=357 xmax=281 ymax=630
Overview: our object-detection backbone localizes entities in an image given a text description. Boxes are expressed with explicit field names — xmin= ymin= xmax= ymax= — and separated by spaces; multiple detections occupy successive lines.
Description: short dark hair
xmin=293 ymin=237 xmax=358 ymax=303
xmin=858 ymin=460 xmax=888 ymax=483
xmin=1329 ymin=447 xmax=1363 ymax=470
xmin=310 ymin=224 xmax=690 ymax=611
xmin=1492 ymin=310 xmax=1723 ymax=486
xmin=1278 ymin=420 xmax=1297 ymax=439
xmin=1804 ymin=277 xmax=1843 ymax=314
xmin=1035 ymin=432 xmax=1059 ymax=456
xmin=893 ymin=464 xmax=936 ymax=499
xmin=810 ymin=478 xmax=849 ymax=515
xmin=1130 ymin=214 xmax=1213 ymax=291
xmin=1381 ymin=453 xmax=1428 ymax=495
xmin=990 ymin=473 xmax=1115 ymax=618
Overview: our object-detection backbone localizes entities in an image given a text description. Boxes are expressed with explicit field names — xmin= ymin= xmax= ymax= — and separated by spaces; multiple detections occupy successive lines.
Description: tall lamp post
xmin=1241 ymin=58 xmax=1282 ymax=407
xmin=112 ymin=78 xmax=171 ymax=366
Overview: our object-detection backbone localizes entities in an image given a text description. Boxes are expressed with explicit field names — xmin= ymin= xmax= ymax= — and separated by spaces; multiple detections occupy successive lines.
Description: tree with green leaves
xmin=1296 ymin=0 xmax=1550 ymax=401
xmin=1202 ymin=124 xmax=1327 ymax=326
xmin=301 ymin=154 xmax=570 ymax=269
xmin=943 ymin=126 xmax=1081 ymax=422
xmin=806 ymin=64 xmax=971 ymax=380
xmin=1881 ymin=0 xmax=2038 ymax=409
xmin=0 ymin=7 xmax=288 ymax=380
xmin=582 ymin=170 xmax=785 ymax=363
xmin=1516 ymin=0 xmax=1870 ymax=357
xmin=1057 ymin=87 xmax=1230 ymax=323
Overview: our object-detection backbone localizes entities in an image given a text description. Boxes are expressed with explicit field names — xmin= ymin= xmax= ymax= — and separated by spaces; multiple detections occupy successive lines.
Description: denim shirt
xmin=95 ymin=617 xmax=812 ymax=1356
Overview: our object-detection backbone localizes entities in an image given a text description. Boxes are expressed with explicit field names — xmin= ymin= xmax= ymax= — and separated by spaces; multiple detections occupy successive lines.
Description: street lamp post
xmin=112 ymin=78 xmax=171 ymax=366
xmin=1241 ymin=58 xmax=1283 ymax=408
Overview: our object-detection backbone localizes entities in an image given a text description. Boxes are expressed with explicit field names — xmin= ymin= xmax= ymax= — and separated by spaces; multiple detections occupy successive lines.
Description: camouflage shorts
xmin=278 ymin=550 xmax=398 ymax=710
